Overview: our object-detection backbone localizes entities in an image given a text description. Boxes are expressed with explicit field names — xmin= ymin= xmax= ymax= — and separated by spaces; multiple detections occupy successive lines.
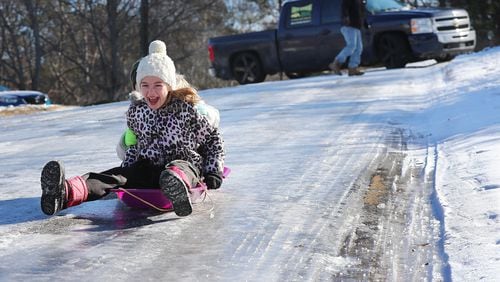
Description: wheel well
xmin=373 ymin=31 xmax=410 ymax=57
xmin=229 ymin=50 xmax=266 ymax=84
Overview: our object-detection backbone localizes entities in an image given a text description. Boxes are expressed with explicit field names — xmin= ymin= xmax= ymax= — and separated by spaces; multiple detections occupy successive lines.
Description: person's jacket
xmin=341 ymin=0 xmax=365 ymax=29
xmin=123 ymin=98 xmax=225 ymax=176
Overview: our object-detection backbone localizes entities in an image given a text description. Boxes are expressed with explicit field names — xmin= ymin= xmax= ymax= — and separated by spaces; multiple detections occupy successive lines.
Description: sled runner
xmin=111 ymin=167 xmax=231 ymax=212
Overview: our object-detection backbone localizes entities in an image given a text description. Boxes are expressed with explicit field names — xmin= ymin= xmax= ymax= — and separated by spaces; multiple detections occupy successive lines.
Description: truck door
xmin=277 ymin=0 xmax=322 ymax=73
xmin=317 ymin=0 xmax=344 ymax=68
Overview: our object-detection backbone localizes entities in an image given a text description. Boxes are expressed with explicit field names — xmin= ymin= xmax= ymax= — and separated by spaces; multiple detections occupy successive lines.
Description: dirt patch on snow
xmin=0 ymin=105 xmax=68 ymax=116
xmin=335 ymin=129 xmax=439 ymax=281
xmin=364 ymin=174 xmax=388 ymax=205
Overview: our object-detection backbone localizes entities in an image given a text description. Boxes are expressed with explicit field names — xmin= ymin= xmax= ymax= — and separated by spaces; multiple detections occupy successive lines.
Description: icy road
xmin=1 ymin=49 xmax=499 ymax=281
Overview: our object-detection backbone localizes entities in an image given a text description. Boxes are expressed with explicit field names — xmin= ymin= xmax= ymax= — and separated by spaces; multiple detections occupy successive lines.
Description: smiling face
xmin=139 ymin=76 xmax=172 ymax=110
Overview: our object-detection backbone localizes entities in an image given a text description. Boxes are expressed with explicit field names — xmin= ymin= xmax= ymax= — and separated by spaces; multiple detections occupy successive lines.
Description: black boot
xmin=40 ymin=160 xmax=66 ymax=215
xmin=159 ymin=167 xmax=192 ymax=216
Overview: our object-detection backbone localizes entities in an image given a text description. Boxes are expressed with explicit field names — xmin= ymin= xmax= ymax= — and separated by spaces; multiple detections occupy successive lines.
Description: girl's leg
xmin=40 ymin=159 xmax=163 ymax=215
xmin=159 ymin=160 xmax=201 ymax=217
xmin=40 ymin=160 xmax=128 ymax=215
xmin=85 ymin=159 xmax=164 ymax=200
xmin=166 ymin=160 xmax=201 ymax=188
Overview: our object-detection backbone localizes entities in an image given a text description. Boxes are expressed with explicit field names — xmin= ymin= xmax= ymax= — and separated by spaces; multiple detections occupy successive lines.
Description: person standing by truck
xmin=329 ymin=0 xmax=365 ymax=76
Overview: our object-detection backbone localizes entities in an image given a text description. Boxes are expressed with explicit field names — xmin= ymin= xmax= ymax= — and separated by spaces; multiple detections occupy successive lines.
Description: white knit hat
xmin=135 ymin=40 xmax=177 ymax=90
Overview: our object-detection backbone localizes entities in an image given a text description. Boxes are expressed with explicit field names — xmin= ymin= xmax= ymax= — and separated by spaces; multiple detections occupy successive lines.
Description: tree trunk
xmin=24 ymin=0 xmax=41 ymax=90
xmin=140 ymin=0 xmax=149 ymax=57
xmin=107 ymin=0 xmax=120 ymax=100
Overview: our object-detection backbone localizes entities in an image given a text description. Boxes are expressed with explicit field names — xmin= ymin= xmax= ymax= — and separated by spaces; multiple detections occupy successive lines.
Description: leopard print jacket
xmin=123 ymin=98 xmax=225 ymax=176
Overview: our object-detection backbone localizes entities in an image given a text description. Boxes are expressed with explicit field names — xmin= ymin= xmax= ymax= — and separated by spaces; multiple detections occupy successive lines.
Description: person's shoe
xmin=40 ymin=160 xmax=66 ymax=215
xmin=329 ymin=60 xmax=342 ymax=75
xmin=348 ymin=67 xmax=364 ymax=76
xmin=160 ymin=168 xmax=192 ymax=216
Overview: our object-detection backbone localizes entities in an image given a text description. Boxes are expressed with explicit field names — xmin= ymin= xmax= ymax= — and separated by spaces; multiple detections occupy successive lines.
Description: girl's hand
xmin=204 ymin=173 xmax=222 ymax=190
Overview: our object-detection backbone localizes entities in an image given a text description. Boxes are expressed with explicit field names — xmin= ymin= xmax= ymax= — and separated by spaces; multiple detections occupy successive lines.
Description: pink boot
xmin=65 ymin=176 xmax=88 ymax=208
xmin=40 ymin=160 xmax=88 ymax=215
xmin=160 ymin=166 xmax=192 ymax=217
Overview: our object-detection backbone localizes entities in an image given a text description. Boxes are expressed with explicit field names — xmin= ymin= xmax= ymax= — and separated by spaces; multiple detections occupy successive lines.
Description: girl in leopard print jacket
xmin=123 ymin=90 xmax=225 ymax=177
xmin=39 ymin=40 xmax=225 ymax=217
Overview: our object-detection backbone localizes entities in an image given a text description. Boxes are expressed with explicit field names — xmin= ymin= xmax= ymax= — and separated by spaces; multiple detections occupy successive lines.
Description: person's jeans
xmin=335 ymin=26 xmax=363 ymax=68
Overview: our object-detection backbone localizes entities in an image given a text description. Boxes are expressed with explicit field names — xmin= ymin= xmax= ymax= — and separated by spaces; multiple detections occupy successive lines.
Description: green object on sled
xmin=124 ymin=128 xmax=137 ymax=146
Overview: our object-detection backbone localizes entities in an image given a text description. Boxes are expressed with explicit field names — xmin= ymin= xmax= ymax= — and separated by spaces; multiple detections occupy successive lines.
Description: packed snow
xmin=0 ymin=47 xmax=499 ymax=281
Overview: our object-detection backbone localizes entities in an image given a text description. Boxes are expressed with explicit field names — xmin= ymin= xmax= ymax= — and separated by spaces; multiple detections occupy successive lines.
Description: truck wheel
xmin=435 ymin=54 xmax=454 ymax=63
xmin=231 ymin=53 xmax=266 ymax=84
xmin=377 ymin=34 xmax=411 ymax=69
xmin=285 ymin=72 xmax=308 ymax=79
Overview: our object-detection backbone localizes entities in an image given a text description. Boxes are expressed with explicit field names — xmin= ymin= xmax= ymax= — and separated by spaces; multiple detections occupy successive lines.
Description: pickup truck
xmin=208 ymin=0 xmax=476 ymax=84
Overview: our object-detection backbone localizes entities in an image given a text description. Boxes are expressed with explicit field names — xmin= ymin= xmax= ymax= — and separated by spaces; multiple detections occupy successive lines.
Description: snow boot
xmin=348 ymin=67 xmax=364 ymax=76
xmin=40 ymin=160 xmax=66 ymax=215
xmin=329 ymin=60 xmax=342 ymax=75
xmin=160 ymin=166 xmax=192 ymax=217
xmin=41 ymin=161 xmax=89 ymax=215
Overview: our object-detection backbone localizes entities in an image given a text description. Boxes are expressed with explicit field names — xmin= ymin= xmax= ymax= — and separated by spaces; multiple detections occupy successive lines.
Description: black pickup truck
xmin=208 ymin=0 xmax=476 ymax=84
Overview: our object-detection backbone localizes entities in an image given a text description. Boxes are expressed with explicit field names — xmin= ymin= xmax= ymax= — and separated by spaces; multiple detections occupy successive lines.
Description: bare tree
xmin=143 ymin=0 xmax=229 ymax=89
xmin=225 ymin=0 xmax=279 ymax=32
xmin=140 ymin=0 xmax=149 ymax=56
xmin=107 ymin=0 xmax=121 ymax=98
xmin=0 ymin=1 xmax=31 ymax=90
xmin=23 ymin=0 xmax=42 ymax=90
xmin=0 ymin=0 xmax=233 ymax=105
xmin=39 ymin=0 xmax=140 ymax=104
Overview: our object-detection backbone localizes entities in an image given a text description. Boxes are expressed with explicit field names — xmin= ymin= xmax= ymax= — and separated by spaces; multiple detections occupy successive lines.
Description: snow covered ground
xmin=0 ymin=47 xmax=499 ymax=281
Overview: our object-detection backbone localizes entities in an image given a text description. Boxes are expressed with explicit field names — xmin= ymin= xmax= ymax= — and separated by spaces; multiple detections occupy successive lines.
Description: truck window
xmin=320 ymin=0 xmax=341 ymax=24
xmin=287 ymin=2 xmax=314 ymax=27
xmin=365 ymin=0 xmax=410 ymax=13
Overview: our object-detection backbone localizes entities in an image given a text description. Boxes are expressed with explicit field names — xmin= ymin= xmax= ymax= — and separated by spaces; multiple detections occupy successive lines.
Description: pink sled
xmin=111 ymin=167 xmax=231 ymax=211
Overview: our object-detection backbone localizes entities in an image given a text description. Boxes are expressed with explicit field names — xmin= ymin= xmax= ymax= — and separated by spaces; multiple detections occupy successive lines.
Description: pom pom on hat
xmin=135 ymin=40 xmax=177 ymax=90
xmin=149 ymin=40 xmax=167 ymax=54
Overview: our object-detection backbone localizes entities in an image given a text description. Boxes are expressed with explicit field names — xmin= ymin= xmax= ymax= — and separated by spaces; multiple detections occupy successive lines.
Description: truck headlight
xmin=411 ymin=18 xmax=433 ymax=34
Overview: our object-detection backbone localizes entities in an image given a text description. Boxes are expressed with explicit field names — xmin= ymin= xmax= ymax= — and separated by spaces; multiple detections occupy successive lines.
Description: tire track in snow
xmin=334 ymin=130 xmax=442 ymax=280
xmin=219 ymin=98 xmax=392 ymax=280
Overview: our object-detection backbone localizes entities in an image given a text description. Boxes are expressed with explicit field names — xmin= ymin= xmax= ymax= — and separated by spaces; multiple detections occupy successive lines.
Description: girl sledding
xmin=40 ymin=40 xmax=226 ymax=217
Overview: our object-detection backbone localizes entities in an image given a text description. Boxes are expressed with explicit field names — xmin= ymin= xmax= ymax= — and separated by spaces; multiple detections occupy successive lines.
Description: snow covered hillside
xmin=0 ymin=47 xmax=499 ymax=281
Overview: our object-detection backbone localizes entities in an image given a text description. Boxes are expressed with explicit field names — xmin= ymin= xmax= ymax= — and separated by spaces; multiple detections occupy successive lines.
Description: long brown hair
xmin=165 ymin=87 xmax=201 ymax=105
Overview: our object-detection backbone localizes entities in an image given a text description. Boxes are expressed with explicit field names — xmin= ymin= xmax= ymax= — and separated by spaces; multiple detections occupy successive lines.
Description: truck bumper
xmin=208 ymin=65 xmax=233 ymax=80
xmin=409 ymin=29 xmax=476 ymax=59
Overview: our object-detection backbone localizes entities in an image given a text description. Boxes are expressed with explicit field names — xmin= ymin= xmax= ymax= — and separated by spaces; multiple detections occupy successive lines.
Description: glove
xmin=204 ymin=173 xmax=222 ymax=190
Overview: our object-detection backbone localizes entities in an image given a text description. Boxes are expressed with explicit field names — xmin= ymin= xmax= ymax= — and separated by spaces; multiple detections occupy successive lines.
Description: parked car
xmin=0 ymin=90 xmax=51 ymax=107
xmin=208 ymin=0 xmax=476 ymax=84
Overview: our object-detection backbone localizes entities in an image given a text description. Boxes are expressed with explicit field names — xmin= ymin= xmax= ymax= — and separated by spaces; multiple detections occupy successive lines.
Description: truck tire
xmin=285 ymin=72 xmax=308 ymax=79
xmin=377 ymin=34 xmax=411 ymax=69
xmin=231 ymin=52 xmax=266 ymax=84
xmin=435 ymin=54 xmax=454 ymax=63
